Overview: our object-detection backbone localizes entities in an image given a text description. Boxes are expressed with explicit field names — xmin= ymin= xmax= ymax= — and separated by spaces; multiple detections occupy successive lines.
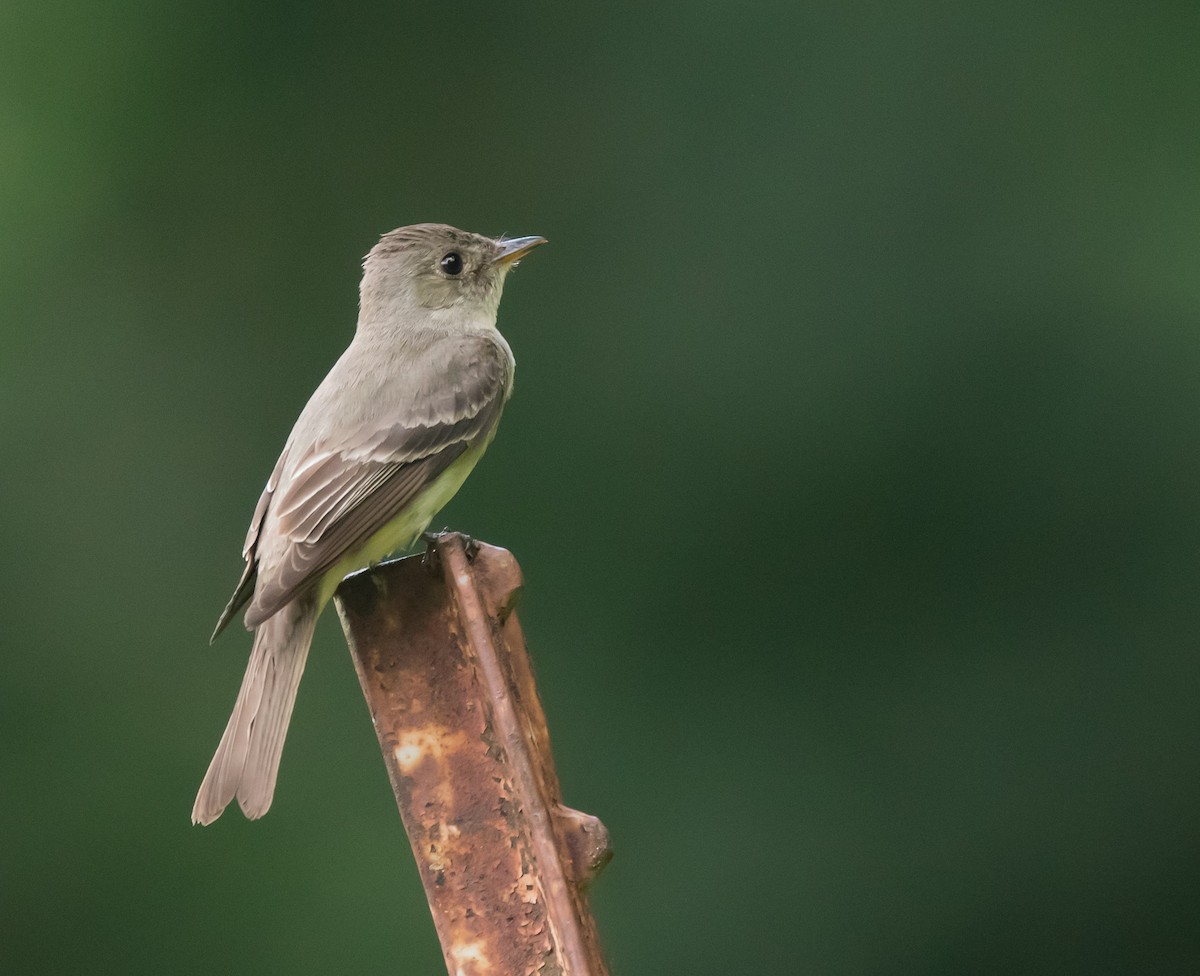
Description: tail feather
xmin=192 ymin=599 xmax=320 ymax=825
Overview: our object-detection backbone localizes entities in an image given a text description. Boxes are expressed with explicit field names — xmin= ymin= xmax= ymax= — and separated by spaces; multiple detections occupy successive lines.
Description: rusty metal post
xmin=334 ymin=533 xmax=612 ymax=976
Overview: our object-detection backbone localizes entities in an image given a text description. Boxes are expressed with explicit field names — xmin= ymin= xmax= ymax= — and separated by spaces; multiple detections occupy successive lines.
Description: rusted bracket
xmin=334 ymin=533 xmax=612 ymax=976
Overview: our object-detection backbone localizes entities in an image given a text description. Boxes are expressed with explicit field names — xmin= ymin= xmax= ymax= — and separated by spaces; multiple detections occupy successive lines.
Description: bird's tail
xmin=192 ymin=598 xmax=320 ymax=825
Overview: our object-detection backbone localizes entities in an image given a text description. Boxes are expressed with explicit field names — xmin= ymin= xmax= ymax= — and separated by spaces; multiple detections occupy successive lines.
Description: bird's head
xmin=360 ymin=223 xmax=546 ymax=322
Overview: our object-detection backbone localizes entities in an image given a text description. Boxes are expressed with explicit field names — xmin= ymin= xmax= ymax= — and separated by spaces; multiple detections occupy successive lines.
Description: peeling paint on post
xmin=334 ymin=534 xmax=612 ymax=976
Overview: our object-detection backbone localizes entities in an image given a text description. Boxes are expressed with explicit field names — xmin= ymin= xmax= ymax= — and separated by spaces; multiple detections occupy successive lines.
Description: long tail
xmin=192 ymin=598 xmax=320 ymax=825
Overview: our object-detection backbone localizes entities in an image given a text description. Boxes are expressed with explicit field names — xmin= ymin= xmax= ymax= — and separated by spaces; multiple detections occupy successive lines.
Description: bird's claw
xmin=421 ymin=529 xmax=479 ymax=571
xmin=421 ymin=531 xmax=445 ymax=575
xmin=462 ymin=534 xmax=480 ymax=562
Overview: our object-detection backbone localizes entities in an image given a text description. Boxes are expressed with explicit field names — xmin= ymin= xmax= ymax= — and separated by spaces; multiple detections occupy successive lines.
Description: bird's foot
xmin=421 ymin=529 xmax=480 ymax=570
xmin=421 ymin=532 xmax=444 ymax=576
xmin=462 ymin=533 xmax=480 ymax=562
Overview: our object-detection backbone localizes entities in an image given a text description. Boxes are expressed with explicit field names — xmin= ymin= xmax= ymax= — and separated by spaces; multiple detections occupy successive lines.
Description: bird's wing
xmin=210 ymin=449 xmax=290 ymax=642
xmin=213 ymin=333 xmax=511 ymax=636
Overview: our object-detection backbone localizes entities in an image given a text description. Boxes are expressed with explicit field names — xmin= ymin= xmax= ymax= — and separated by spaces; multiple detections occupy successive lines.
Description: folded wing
xmin=212 ymin=333 xmax=512 ymax=636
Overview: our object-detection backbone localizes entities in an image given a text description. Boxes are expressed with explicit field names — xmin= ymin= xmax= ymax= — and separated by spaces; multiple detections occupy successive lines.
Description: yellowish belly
xmin=316 ymin=441 xmax=489 ymax=606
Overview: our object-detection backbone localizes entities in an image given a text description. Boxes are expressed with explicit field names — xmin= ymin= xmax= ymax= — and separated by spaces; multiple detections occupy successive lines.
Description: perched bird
xmin=192 ymin=223 xmax=546 ymax=825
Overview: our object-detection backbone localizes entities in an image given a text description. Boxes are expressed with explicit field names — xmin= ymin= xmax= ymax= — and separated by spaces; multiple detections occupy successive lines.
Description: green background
xmin=3 ymin=3 xmax=1198 ymax=973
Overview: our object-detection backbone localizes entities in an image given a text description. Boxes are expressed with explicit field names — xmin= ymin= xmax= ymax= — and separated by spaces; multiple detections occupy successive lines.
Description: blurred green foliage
xmin=2 ymin=2 xmax=1199 ymax=973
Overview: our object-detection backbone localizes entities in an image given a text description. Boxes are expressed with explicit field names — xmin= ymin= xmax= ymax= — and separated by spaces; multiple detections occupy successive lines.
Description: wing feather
xmin=211 ymin=448 xmax=291 ymax=642
xmin=215 ymin=333 xmax=511 ymax=633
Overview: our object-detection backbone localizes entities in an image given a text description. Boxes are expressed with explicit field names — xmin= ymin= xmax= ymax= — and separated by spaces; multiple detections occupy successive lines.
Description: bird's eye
xmin=439 ymin=251 xmax=464 ymax=276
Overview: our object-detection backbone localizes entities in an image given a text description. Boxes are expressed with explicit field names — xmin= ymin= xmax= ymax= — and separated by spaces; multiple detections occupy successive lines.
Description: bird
xmin=192 ymin=223 xmax=546 ymax=825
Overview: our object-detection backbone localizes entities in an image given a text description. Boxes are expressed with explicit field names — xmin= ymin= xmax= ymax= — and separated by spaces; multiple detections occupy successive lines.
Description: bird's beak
xmin=492 ymin=235 xmax=548 ymax=266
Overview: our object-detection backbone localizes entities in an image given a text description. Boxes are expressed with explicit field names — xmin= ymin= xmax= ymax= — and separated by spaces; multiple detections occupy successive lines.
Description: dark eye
xmin=439 ymin=251 xmax=464 ymax=276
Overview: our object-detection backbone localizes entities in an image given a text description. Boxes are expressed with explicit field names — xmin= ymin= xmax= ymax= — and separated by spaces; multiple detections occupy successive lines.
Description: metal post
xmin=335 ymin=533 xmax=612 ymax=976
